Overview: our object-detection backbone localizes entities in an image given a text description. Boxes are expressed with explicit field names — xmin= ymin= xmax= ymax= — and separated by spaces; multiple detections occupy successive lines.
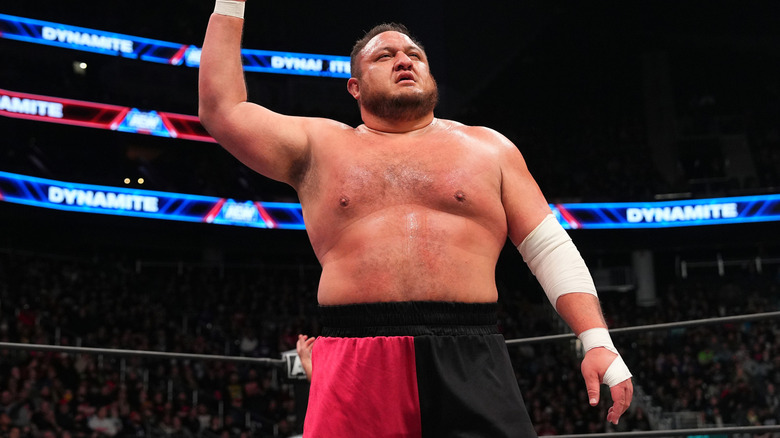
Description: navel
xmin=454 ymin=190 xmax=466 ymax=202
xmin=339 ymin=195 xmax=350 ymax=207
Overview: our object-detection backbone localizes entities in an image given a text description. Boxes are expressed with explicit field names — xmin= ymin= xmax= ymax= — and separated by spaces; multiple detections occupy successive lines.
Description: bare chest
xmin=307 ymin=136 xmax=501 ymax=215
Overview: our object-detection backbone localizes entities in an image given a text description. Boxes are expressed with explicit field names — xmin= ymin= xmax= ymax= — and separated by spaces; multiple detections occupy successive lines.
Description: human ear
xmin=347 ymin=77 xmax=360 ymax=100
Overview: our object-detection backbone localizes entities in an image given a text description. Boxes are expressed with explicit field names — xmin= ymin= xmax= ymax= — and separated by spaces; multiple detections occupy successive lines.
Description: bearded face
xmin=348 ymin=31 xmax=440 ymax=123
xmin=358 ymin=76 xmax=439 ymax=122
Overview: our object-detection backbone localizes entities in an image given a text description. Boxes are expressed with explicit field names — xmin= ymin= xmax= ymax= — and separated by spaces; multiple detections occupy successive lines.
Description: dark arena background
xmin=1 ymin=1 xmax=780 ymax=437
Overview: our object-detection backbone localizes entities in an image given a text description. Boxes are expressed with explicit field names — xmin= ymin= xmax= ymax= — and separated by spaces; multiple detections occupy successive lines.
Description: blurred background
xmin=0 ymin=1 xmax=779 ymax=437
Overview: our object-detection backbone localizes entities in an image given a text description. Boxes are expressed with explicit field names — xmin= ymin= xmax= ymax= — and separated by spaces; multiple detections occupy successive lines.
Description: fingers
xmin=296 ymin=335 xmax=316 ymax=354
xmin=606 ymin=379 xmax=633 ymax=425
xmin=581 ymin=347 xmax=634 ymax=425
xmin=296 ymin=334 xmax=310 ymax=353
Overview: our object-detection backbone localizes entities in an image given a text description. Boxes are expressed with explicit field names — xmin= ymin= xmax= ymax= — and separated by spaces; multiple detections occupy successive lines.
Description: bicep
xmin=202 ymin=101 xmax=312 ymax=185
xmin=500 ymin=144 xmax=552 ymax=246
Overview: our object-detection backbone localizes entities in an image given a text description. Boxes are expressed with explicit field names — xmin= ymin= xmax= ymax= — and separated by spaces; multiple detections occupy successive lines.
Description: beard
xmin=360 ymin=79 xmax=439 ymax=122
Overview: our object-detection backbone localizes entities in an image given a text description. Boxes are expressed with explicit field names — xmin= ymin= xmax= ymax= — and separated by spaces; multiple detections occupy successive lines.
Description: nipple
xmin=454 ymin=190 xmax=466 ymax=202
xmin=339 ymin=196 xmax=350 ymax=207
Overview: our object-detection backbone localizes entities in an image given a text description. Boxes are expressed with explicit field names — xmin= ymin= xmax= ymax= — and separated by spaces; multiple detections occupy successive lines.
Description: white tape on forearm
xmin=518 ymin=214 xmax=598 ymax=310
xmin=579 ymin=327 xmax=632 ymax=386
xmin=214 ymin=0 xmax=245 ymax=18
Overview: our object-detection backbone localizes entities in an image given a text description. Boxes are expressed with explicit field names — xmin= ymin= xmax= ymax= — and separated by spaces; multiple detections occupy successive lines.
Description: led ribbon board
xmin=552 ymin=195 xmax=780 ymax=229
xmin=2 ymin=171 xmax=778 ymax=231
xmin=0 ymin=171 xmax=306 ymax=230
xmin=0 ymin=88 xmax=215 ymax=142
xmin=0 ymin=14 xmax=351 ymax=78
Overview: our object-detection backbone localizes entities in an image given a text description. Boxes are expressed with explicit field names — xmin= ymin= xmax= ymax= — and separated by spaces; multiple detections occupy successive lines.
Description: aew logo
xmin=281 ymin=349 xmax=308 ymax=380
xmin=221 ymin=200 xmax=258 ymax=223
xmin=125 ymin=109 xmax=163 ymax=132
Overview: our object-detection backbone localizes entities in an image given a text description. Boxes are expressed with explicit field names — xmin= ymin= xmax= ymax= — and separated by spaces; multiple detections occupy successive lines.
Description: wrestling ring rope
xmin=1 ymin=310 xmax=779 ymax=437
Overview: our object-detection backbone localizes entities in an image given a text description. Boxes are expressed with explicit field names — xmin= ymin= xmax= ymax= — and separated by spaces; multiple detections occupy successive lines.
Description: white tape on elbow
xmin=517 ymin=214 xmax=597 ymax=309
xmin=214 ymin=0 xmax=245 ymax=18
xmin=579 ymin=327 xmax=632 ymax=387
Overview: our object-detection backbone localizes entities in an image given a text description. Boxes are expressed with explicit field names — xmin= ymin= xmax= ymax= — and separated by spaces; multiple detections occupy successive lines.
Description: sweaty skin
xmin=299 ymin=119 xmax=518 ymax=305
xmin=198 ymin=12 xmax=632 ymax=424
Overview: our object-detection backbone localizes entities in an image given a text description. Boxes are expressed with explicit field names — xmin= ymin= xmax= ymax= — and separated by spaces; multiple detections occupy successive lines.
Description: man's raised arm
xmin=198 ymin=0 xmax=311 ymax=185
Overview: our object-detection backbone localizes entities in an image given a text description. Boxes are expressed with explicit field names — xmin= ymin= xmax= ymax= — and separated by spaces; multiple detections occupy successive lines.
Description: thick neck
xmin=359 ymin=108 xmax=436 ymax=134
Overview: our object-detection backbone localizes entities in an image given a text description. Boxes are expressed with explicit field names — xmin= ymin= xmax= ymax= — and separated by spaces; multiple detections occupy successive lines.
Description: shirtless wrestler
xmin=199 ymin=2 xmax=633 ymax=436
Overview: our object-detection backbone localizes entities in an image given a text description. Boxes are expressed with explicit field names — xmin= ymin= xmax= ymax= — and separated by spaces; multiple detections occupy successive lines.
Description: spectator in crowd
xmin=87 ymin=405 xmax=121 ymax=437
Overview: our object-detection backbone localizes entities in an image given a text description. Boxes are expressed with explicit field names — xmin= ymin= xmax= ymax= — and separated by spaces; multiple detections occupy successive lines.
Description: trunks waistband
xmin=318 ymin=301 xmax=499 ymax=337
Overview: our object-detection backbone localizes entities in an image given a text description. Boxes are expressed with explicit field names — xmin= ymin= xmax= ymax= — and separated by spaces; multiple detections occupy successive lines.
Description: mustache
xmin=360 ymin=83 xmax=439 ymax=121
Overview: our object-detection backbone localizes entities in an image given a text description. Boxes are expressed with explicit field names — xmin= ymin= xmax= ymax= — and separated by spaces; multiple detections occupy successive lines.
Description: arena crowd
xmin=0 ymin=248 xmax=778 ymax=437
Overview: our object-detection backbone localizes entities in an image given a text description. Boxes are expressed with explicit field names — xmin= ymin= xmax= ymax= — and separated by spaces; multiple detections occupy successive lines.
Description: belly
xmin=314 ymin=205 xmax=505 ymax=305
